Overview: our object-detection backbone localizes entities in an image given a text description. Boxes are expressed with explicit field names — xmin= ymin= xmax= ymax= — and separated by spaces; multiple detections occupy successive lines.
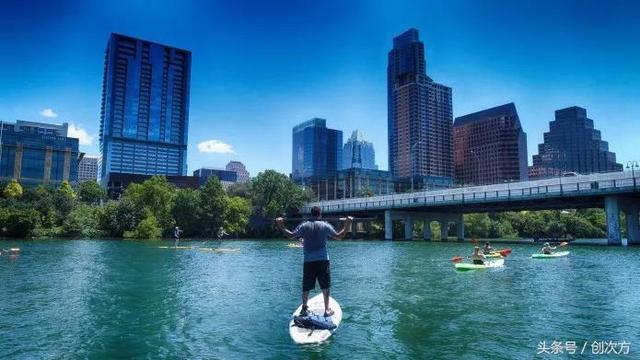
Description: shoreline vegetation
xmin=0 ymin=171 xmax=620 ymax=241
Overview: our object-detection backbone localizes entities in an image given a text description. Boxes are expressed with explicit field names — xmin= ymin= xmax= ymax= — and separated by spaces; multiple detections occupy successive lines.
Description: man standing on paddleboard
xmin=276 ymin=206 xmax=353 ymax=317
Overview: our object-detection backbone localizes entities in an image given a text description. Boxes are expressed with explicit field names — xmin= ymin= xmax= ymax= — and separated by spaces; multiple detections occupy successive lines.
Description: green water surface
xmin=1 ymin=240 xmax=638 ymax=359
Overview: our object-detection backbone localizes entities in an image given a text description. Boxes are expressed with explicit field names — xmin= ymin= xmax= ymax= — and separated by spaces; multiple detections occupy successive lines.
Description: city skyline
xmin=1 ymin=1 xmax=639 ymax=177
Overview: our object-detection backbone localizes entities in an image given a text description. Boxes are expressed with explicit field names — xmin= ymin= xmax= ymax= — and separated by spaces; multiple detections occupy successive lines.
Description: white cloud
xmin=198 ymin=139 xmax=235 ymax=154
xmin=40 ymin=108 xmax=58 ymax=118
xmin=68 ymin=123 xmax=94 ymax=145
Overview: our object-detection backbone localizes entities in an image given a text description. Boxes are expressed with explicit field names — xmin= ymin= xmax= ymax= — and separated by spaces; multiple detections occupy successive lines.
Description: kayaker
xmin=482 ymin=241 xmax=493 ymax=254
xmin=541 ymin=242 xmax=556 ymax=255
xmin=471 ymin=246 xmax=486 ymax=265
xmin=217 ymin=227 xmax=228 ymax=240
xmin=275 ymin=206 xmax=353 ymax=318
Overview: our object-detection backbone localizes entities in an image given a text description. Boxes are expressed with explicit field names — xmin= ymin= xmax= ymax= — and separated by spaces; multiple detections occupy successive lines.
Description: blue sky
xmin=1 ymin=0 xmax=639 ymax=176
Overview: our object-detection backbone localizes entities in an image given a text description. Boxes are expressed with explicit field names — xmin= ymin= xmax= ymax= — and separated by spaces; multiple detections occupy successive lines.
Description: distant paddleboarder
xmin=173 ymin=226 xmax=183 ymax=247
xmin=217 ymin=227 xmax=228 ymax=240
xmin=276 ymin=206 xmax=353 ymax=317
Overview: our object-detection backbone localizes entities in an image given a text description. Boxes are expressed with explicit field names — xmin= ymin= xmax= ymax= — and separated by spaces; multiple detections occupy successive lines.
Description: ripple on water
xmin=1 ymin=240 xmax=639 ymax=359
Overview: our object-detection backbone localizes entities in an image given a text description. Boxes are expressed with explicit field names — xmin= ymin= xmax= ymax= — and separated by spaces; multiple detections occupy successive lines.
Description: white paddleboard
xmin=289 ymin=293 xmax=342 ymax=344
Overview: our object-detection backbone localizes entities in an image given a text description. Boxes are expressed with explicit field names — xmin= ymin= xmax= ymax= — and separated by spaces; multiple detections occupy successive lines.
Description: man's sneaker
xmin=324 ymin=309 xmax=335 ymax=317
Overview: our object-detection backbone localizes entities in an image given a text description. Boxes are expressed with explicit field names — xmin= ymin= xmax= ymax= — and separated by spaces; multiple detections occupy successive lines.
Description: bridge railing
xmin=303 ymin=170 xmax=640 ymax=214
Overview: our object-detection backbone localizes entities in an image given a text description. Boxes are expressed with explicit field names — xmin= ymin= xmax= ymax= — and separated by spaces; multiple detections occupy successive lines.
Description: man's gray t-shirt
xmin=292 ymin=220 xmax=337 ymax=262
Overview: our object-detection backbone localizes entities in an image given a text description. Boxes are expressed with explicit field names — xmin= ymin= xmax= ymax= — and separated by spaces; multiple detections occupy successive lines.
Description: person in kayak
xmin=217 ymin=226 xmax=228 ymax=240
xmin=471 ymin=246 xmax=486 ymax=265
xmin=541 ymin=242 xmax=556 ymax=255
xmin=482 ymin=241 xmax=494 ymax=254
xmin=275 ymin=206 xmax=353 ymax=318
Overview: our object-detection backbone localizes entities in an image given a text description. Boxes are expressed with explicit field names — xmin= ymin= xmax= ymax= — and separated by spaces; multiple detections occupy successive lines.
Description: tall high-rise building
xmin=343 ymin=130 xmax=377 ymax=170
xmin=226 ymin=161 xmax=250 ymax=182
xmin=99 ymin=33 xmax=191 ymax=188
xmin=291 ymin=118 xmax=342 ymax=182
xmin=530 ymin=106 xmax=622 ymax=177
xmin=194 ymin=167 xmax=238 ymax=187
xmin=0 ymin=120 xmax=79 ymax=185
xmin=78 ymin=155 xmax=99 ymax=182
xmin=453 ymin=103 xmax=528 ymax=185
xmin=387 ymin=28 xmax=453 ymax=188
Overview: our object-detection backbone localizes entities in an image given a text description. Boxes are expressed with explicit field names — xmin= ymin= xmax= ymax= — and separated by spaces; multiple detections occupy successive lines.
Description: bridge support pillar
xmin=404 ymin=216 xmax=413 ymax=240
xmin=423 ymin=218 xmax=431 ymax=241
xmin=440 ymin=220 xmax=448 ymax=241
xmin=625 ymin=203 xmax=640 ymax=245
xmin=351 ymin=220 xmax=358 ymax=237
xmin=456 ymin=214 xmax=465 ymax=241
xmin=605 ymin=196 xmax=621 ymax=245
xmin=384 ymin=210 xmax=393 ymax=240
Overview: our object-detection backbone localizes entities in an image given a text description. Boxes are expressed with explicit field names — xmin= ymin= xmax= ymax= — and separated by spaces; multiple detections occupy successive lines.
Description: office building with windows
xmin=0 ymin=120 xmax=79 ymax=185
xmin=98 ymin=33 xmax=191 ymax=191
xmin=343 ymin=130 xmax=377 ymax=170
xmin=194 ymin=167 xmax=238 ymax=187
xmin=291 ymin=118 xmax=342 ymax=183
xmin=530 ymin=106 xmax=622 ymax=178
xmin=78 ymin=155 xmax=99 ymax=182
xmin=453 ymin=103 xmax=528 ymax=185
xmin=387 ymin=28 xmax=453 ymax=189
xmin=226 ymin=161 xmax=250 ymax=182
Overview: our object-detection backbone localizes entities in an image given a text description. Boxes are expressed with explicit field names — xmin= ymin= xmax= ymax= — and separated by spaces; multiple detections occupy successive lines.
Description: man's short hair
xmin=311 ymin=206 xmax=322 ymax=217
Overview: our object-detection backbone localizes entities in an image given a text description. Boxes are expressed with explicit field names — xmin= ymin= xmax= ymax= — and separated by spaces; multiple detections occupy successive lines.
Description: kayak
xmin=455 ymin=258 xmax=505 ymax=271
xmin=484 ymin=252 xmax=503 ymax=258
xmin=531 ymin=251 xmax=570 ymax=259
xmin=287 ymin=243 xmax=303 ymax=248
xmin=157 ymin=246 xmax=192 ymax=249
xmin=199 ymin=248 xmax=240 ymax=253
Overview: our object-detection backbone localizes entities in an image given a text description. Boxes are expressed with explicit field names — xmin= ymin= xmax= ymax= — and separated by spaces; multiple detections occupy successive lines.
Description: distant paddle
xmin=451 ymin=256 xmax=464 ymax=263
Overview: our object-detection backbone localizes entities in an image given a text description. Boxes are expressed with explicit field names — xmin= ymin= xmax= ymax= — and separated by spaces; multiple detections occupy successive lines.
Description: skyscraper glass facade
xmin=453 ymin=103 xmax=528 ymax=185
xmin=99 ymin=33 xmax=191 ymax=186
xmin=387 ymin=28 xmax=453 ymax=188
xmin=530 ymin=106 xmax=622 ymax=177
xmin=291 ymin=118 xmax=342 ymax=182
xmin=0 ymin=120 xmax=78 ymax=185
xmin=343 ymin=130 xmax=377 ymax=170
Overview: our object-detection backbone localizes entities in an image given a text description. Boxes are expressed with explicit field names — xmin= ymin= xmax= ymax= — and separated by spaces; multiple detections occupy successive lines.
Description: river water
xmin=1 ymin=240 xmax=638 ymax=359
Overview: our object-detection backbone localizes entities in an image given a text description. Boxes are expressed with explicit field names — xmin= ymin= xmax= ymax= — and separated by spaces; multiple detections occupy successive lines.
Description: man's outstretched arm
xmin=331 ymin=216 xmax=354 ymax=240
xmin=275 ymin=217 xmax=296 ymax=238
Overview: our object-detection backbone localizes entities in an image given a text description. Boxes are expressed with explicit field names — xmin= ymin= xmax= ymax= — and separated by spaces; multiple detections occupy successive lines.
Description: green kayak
xmin=531 ymin=251 xmax=570 ymax=259
xmin=455 ymin=258 xmax=504 ymax=271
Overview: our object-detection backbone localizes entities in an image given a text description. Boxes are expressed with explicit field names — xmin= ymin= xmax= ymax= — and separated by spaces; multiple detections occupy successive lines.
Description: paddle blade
xmin=452 ymin=256 xmax=464 ymax=263
xmin=499 ymin=248 xmax=512 ymax=257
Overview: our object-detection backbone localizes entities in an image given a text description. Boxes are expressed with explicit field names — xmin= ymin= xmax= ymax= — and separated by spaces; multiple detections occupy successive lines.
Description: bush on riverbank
xmin=0 ymin=169 xmax=311 ymax=239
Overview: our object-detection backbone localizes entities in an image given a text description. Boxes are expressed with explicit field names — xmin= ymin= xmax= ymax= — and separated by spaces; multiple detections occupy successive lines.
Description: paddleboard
xmin=289 ymin=293 xmax=342 ymax=344
xmin=157 ymin=246 xmax=192 ymax=249
xmin=455 ymin=258 xmax=505 ymax=271
xmin=287 ymin=243 xmax=303 ymax=248
xmin=199 ymin=248 xmax=239 ymax=253
xmin=531 ymin=251 xmax=570 ymax=259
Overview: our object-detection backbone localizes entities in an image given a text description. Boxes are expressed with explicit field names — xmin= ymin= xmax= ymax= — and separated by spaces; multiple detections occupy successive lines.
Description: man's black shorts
xmin=302 ymin=260 xmax=330 ymax=292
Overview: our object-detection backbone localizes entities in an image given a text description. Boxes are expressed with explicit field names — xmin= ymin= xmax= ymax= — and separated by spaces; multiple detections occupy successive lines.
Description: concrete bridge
xmin=302 ymin=170 xmax=640 ymax=245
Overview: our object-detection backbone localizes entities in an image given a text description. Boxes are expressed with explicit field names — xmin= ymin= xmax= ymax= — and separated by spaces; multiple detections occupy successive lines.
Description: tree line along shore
xmin=0 ymin=171 xmax=617 ymax=240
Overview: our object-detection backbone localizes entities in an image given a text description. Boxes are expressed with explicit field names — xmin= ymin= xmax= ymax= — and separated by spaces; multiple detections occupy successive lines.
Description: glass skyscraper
xmin=453 ymin=103 xmax=528 ymax=185
xmin=99 ymin=33 xmax=191 ymax=187
xmin=387 ymin=29 xmax=453 ymax=188
xmin=0 ymin=120 xmax=79 ymax=185
xmin=343 ymin=130 xmax=377 ymax=170
xmin=291 ymin=118 xmax=342 ymax=182
xmin=530 ymin=106 xmax=622 ymax=177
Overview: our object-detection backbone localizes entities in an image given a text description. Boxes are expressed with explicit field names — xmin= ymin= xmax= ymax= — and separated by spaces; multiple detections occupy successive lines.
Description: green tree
xmin=1 ymin=206 xmax=40 ymax=237
xmin=100 ymin=198 xmax=144 ymax=237
xmin=124 ymin=214 xmax=162 ymax=239
xmin=464 ymin=213 xmax=491 ymax=238
xmin=226 ymin=181 xmax=252 ymax=198
xmin=59 ymin=180 xmax=76 ymax=199
xmin=62 ymin=204 xmax=104 ymax=238
xmin=3 ymin=179 xmax=23 ymax=199
xmin=172 ymin=188 xmax=200 ymax=237
xmin=122 ymin=176 xmax=174 ymax=233
xmin=199 ymin=177 xmax=227 ymax=237
xmin=250 ymin=170 xmax=311 ymax=217
xmin=224 ymin=196 xmax=251 ymax=237
xmin=78 ymin=181 xmax=106 ymax=204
